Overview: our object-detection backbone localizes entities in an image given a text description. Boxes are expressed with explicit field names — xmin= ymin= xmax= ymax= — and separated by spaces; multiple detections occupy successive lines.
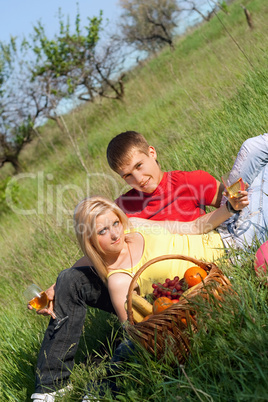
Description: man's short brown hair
xmin=106 ymin=131 xmax=150 ymax=172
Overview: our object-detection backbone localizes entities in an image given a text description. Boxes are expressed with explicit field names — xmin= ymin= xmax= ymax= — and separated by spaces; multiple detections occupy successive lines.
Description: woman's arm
xmin=108 ymin=273 xmax=133 ymax=323
xmin=129 ymin=191 xmax=249 ymax=235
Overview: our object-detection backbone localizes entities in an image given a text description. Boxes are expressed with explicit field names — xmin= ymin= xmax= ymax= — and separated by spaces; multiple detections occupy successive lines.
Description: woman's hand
xmin=27 ymin=283 xmax=56 ymax=318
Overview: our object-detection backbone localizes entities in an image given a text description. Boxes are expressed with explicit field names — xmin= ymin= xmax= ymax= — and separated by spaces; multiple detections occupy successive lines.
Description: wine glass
xmin=24 ymin=284 xmax=68 ymax=329
xmin=221 ymin=170 xmax=258 ymax=220
xmin=221 ymin=170 xmax=245 ymax=198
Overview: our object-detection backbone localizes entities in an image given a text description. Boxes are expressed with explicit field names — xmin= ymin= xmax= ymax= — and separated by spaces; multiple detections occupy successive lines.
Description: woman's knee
xmin=55 ymin=267 xmax=86 ymax=300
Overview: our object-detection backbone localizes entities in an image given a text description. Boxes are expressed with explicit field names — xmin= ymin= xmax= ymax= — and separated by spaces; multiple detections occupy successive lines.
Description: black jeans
xmin=35 ymin=265 xmax=115 ymax=393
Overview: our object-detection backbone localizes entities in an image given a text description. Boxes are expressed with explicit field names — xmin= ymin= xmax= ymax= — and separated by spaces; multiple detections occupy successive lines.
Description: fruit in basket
xmin=181 ymin=283 xmax=199 ymax=298
xmin=142 ymin=314 xmax=153 ymax=322
xmin=132 ymin=292 xmax=153 ymax=316
xmin=152 ymin=276 xmax=184 ymax=300
xmin=184 ymin=266 xmax=207 ymax=287
xmin=153 ymin=297 xmax=173 ymax=314
xmin=125 ymin=292 xmax=153 ymax=323
xmin=125 ymin=303 xmax=145 ymax=323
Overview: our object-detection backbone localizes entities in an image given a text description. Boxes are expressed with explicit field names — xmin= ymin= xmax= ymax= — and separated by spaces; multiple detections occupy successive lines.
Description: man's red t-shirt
xmin=116 ymin=170 xmax=217 ymax=222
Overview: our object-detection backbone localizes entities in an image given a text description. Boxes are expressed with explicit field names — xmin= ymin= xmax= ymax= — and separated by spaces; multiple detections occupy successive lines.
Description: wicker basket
xmin=125 ymin=254 xmax=232 ymax=364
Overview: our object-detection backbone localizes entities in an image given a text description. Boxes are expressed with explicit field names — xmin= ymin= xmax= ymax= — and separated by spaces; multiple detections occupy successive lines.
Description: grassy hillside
xmin=0 ymin=0 xmax=267 ymax=400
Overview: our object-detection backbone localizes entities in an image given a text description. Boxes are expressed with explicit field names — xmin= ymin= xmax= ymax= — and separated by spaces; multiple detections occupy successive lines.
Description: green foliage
xmin=28 ymin=9 xmax=103 ymax=94
xmin=0 ymin=176 xmax=19 ymax=213
xmin=0 ymin=39 xmax=15 ymax=93
xmin=13 ymin=117 xmax=34 ymax=146
xmin=220 ymin=1 xmax=230 ymax=14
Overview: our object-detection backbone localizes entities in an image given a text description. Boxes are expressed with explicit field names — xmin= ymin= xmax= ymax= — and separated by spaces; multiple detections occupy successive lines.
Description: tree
xmin=0 ymin=40 xmax=37 ymax=172
xmin=0 ymin=70 xmax=40 ymax=173
xmin=24 ymin=8 xmax=126 ymax=123
xmin=0 ymin=116 xmax=35 ymax=173
xmin=177 ymin=1 xmax=229 ymax=23
xmin=19 ymin=10 xmax=102 ymax=129
xmin=89 ymin=39 xmax=126 ymax=101
xmin=0 ymin=8 xmax=127 ymax=172
xmin=118 ymin=0 xmax=181 ymax=53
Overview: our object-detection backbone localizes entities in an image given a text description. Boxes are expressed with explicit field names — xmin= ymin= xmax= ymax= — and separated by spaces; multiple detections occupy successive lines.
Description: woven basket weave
xmin=125 ymin=254 xmax=232 ymax=364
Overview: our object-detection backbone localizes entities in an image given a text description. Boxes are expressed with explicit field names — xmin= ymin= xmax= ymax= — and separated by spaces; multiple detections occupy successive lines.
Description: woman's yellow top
xmin=107 ymin=227 xmax=224 ymax=296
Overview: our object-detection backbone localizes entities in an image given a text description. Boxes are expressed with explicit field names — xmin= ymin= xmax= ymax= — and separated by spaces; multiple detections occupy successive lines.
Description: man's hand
xmin=226 ymin=182 xmax=249 ymax=211
xmin=27 ymin=283 xmax=56 ymax=318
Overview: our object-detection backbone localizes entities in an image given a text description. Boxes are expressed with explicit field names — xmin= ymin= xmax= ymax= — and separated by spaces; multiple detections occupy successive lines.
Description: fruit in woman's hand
xmin=153 ymin=297 xmax=173 ymax=314
xmin=184 ymin=266 xmax=207 ymax=287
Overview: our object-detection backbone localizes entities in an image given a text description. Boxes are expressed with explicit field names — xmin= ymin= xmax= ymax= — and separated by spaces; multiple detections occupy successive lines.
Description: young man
xmin=108 ymin=131 xmax=223 ymax=221
xmin=31 ymin=131 xmax=268 ymax=401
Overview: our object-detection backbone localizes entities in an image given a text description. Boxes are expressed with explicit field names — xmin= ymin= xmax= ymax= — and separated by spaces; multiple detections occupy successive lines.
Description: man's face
xmin=117 ymin=146 xmax=163 ymax=193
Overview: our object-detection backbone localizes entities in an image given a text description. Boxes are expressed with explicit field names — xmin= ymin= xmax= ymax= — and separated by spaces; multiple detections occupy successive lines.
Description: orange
xmin=184 ymin=266 xmax=207 ymax=287
xmin=153 ymin=297 xmax=173 ymax=314
xmin=142 ymin=314 xmax=153 ymax=322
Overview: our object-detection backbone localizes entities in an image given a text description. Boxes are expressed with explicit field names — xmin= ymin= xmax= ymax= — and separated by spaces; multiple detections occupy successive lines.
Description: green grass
xmin=0 ymin=0 xmax=268 ymax=400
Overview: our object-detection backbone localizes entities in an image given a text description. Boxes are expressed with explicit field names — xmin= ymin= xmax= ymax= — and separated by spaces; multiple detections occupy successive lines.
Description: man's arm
xmin=129 ymin=190 xmax=249 ymax=235
xmin=210 ymin=180 xmax=225 ymax=208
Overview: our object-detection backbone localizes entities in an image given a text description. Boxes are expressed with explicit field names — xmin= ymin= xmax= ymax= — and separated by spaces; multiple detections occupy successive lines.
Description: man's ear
xmin=148 ymin=146 xmax=157 ymax=159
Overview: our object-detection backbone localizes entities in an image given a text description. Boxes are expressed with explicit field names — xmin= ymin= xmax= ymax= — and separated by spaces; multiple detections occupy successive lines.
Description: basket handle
xmin=126 ymin=254 xmax=211 ymax=325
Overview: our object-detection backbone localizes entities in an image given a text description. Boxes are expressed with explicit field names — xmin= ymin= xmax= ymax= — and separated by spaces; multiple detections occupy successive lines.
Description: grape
xmin=152 ymin=275 xmax=187 ymax=300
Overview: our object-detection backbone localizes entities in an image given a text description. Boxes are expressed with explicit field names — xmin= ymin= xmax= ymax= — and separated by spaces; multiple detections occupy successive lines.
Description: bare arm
xmin=108 ymin=273 xmax=133 ymax=323
xmin=210 ymin=180 xmax=225 ymax=208
xmin=129 ymin=191 xmax=249 ymax=235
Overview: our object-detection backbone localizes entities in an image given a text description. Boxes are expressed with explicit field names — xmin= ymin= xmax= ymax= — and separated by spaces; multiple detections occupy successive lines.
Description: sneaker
xmin=31 ymin=385 xmax=72 ymax=402
xmin=82 ymin=394 xmax=99 ymax=402
xmin=31 ymin=394 xmax=54 ymax=402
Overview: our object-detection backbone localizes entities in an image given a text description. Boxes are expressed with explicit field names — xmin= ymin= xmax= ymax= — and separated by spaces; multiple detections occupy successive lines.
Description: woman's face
xmin=95 ymin=210 xmax=124 ymax=255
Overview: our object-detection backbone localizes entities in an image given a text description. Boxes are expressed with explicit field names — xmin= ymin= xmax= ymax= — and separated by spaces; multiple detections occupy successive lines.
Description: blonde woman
xmin=74 ymin=194 xmax=249 ymax=322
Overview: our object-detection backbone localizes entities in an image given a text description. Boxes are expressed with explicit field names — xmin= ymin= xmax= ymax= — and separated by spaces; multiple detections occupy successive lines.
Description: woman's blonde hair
xmin=74 ymin=196 xmax=129 ymax=283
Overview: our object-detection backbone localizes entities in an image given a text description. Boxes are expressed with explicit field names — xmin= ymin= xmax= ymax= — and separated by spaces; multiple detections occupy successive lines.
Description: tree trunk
xmin=0 ymin=155 xmax=22 ymax=173
xmin=241 ymin=5 xmax=254 ymax=29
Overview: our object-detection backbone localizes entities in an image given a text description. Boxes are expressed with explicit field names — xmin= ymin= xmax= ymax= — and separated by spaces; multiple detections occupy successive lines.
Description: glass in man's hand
xmin=221 ymin=171 xmax=245 ymax=198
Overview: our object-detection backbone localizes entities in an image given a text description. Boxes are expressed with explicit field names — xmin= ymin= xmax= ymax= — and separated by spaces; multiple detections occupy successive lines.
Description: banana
xmin=132 ymin=292 xmax=153 ymax=317
xmin=181 ymin=283 xmax=199 ymax=298
xmin=124 ymin=292 xmax=153 ymax=323
xmin=124 ymin=301 xmax=145 ymax=323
